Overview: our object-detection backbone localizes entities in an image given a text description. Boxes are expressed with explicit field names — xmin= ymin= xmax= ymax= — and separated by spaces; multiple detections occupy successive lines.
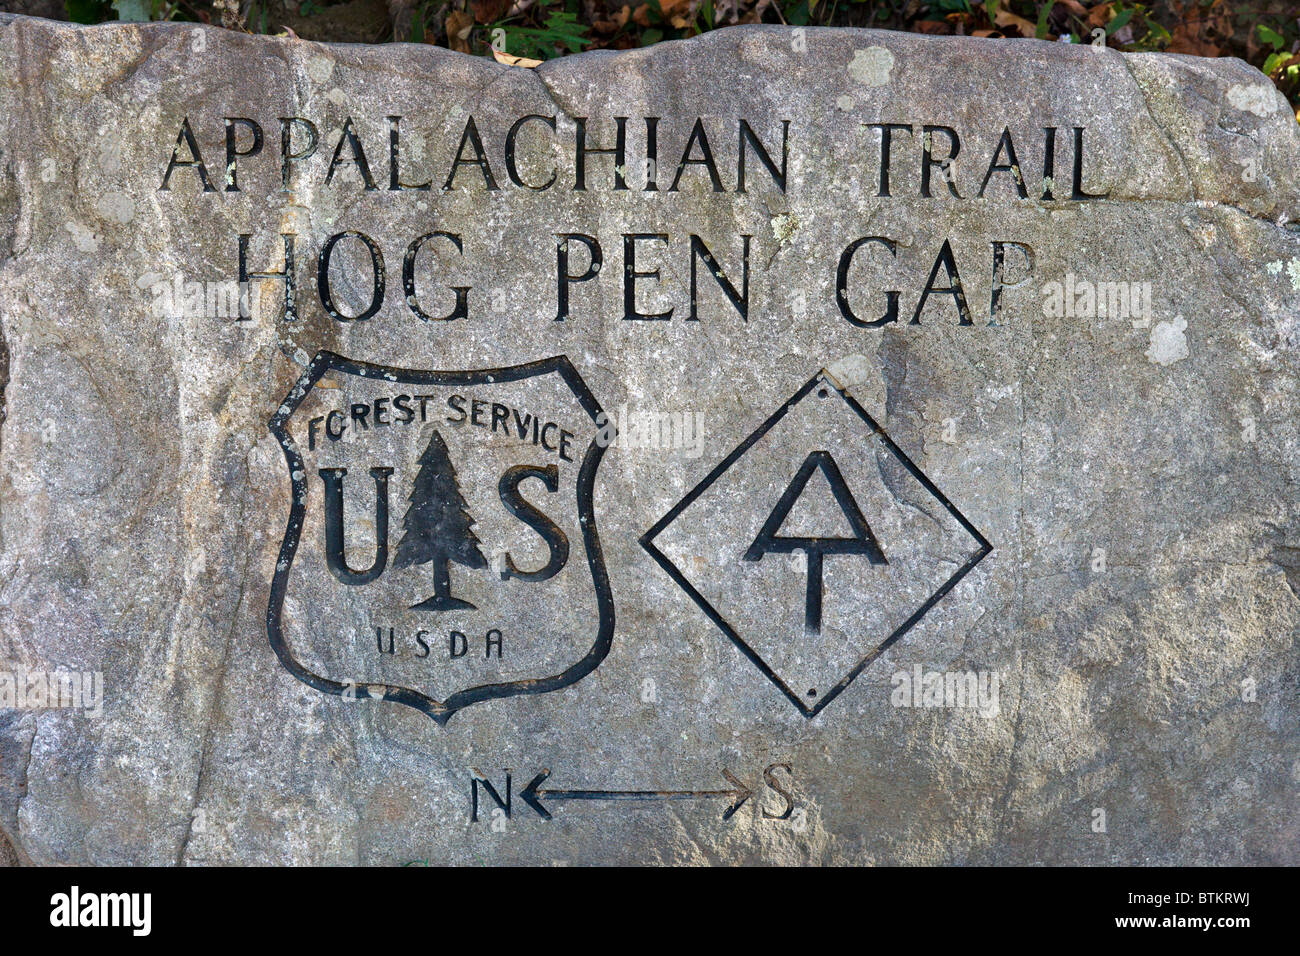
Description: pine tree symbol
xmin=392 ymin=429 xmax=487 ymax=611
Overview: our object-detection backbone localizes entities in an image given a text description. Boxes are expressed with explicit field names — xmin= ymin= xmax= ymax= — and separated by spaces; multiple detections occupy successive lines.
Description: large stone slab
xmin=0 ymin=15 xmax=1298 ymax=865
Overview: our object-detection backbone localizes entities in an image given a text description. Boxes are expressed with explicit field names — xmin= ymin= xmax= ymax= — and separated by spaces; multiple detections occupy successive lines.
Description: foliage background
xmin=2 ymin=0 xmax=1297 ymax=111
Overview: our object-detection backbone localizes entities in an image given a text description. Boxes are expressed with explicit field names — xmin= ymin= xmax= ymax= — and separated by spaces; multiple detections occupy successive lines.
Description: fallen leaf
xmin=994 ymin=8 xmax=1037 ymax=38
xmin=445 ymin=9 xmax=474 ymax=53
xmin=1085 ymin=3 xmax=1113 ymax=29
xmin=1166 ymin=2 xmax=1231 ymax=59
xmin=1168 ymin=27 xmax=1219 ymax=56
xmin=471 ymin=0 xmax=511 ymax=23
xmin=493 ymin=48 xmax=543 ymax=67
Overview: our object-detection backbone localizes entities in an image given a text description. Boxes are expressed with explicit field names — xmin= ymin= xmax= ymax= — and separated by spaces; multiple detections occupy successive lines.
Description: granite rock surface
xmin=0 ymin=16 xmax=1298 ymax=864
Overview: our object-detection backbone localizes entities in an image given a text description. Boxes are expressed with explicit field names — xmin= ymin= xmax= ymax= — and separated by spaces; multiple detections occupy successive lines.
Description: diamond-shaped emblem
xmin=641 ymin=370 xmax=991 ymax=717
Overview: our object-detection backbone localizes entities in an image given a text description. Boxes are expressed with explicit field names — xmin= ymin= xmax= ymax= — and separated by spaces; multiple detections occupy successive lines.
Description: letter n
xmin=470 ymin=772 xmax=511 ymax=822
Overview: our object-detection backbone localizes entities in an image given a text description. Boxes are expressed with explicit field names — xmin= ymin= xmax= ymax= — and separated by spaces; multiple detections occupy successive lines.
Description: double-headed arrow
xmin=520 ymin=769 xmax=753 ymax=820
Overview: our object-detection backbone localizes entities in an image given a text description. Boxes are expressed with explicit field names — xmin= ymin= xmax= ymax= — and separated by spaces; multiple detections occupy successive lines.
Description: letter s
xmin=497 ymin=464 xmax=568 ymax=582
xmin=762 ymin=763 xmax=796 ymax=820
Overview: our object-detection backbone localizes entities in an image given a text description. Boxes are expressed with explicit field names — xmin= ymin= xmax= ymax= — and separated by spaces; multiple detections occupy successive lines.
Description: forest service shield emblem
xmin=267 ymin=351 xmax=613 ymax=724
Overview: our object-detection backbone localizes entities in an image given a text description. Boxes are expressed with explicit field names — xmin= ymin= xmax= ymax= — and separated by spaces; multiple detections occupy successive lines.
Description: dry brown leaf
xmin=1166 ymin=0 xmax=1231 ymax=58
xmin=471 ymin=0 xmax=512 ymax=23
xmin=1056 ymin=0 xmax=1088 ymax=16
xmin=445 ymin=9 xmax=474 ymax=52
xmin=592 ymin=3 xmax=629 ymax=32
xmin=493 ymin=48 xmax=543 ymax=67
xmin=1085 ymin=3 xmax=1113 ymax=28
xmin=632 ymin=3 xmax=650 ymax=26
xmin=994 ymin=9 xmax=1036 ymax=38
xmin=913 ymin=19 xmax=950 ymax=34
xmin=1168 ymin=26 xmax=1220 ymax=56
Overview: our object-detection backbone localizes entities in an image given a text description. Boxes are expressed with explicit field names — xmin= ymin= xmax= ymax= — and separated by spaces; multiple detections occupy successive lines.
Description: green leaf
xmin=65 ymin=0 xmax=108 ymax=23
xmin=1035 ymin=0 xmax=1055 ymax=39
xmin=542 ymin=12 xmax=588 ymax=52
xmin=112 ymin=0 xmax=150 ymax=21
xmin=642 ymin=27 xmax=663 ymax=45
xmin=1143 ymin=17 xmax=1171 ymax=44
xmin=1105 ymin=7 xmax=1132 ymax=35
xmin=1256 ymin=24 xmax=1286 ymax=50
xmin=496 ymin=11 xmax=589 ymax=59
